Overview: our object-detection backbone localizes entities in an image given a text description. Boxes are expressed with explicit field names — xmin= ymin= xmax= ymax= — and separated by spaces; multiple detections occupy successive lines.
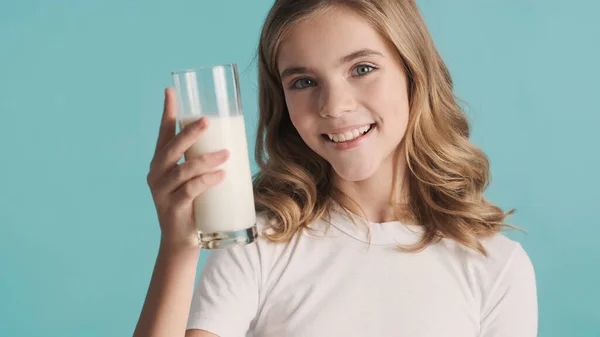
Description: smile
xmin=324 ymin=124 xmax=374 ymax=143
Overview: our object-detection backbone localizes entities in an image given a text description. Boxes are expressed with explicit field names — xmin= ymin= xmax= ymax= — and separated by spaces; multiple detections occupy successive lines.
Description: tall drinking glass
xmin=171 ymin=64 xmax=257 ymax=249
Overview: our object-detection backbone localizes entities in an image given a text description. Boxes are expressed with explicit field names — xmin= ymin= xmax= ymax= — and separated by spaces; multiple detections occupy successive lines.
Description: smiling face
xmin=277 ymin=6 xmax=410 ymax=182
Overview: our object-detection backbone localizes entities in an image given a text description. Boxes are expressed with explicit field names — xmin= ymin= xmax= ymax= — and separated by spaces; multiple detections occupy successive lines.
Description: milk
xmin=179 ymin=115 xmax=256 ymax=234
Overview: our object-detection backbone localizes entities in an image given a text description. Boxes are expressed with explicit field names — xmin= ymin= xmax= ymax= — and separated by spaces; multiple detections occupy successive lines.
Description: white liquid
xmin=179 ymin=115 xmax=256 ymax=233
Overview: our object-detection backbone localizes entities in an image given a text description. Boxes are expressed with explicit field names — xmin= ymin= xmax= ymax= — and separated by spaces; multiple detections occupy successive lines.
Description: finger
xmin=156 ymin=149 xmax=229 ymax=195
xmin=171 ymin=170 xmax=226 ymax=206
xmin=151 ymin=116 xmax=209 ymax=176
xmin=154 ymin=88 xmax=178 ymax=156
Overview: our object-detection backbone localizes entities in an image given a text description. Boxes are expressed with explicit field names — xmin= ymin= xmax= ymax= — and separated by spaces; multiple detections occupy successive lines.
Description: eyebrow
xmin=279 ymin=48 xmax=384 ymax=79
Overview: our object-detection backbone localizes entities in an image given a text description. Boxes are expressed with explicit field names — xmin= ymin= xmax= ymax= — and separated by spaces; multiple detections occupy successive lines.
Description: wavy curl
xmin=252 ymin=0 xmax=517 ymax=256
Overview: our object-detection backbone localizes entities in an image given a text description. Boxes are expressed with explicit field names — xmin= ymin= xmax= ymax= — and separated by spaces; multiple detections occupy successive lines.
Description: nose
xmin=318 ymin=81 xmax=357 ymax=118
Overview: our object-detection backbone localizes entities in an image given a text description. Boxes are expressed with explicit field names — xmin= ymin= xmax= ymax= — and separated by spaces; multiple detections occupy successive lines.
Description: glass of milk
xmin=171 ymin=64 xmax=257 ymax=249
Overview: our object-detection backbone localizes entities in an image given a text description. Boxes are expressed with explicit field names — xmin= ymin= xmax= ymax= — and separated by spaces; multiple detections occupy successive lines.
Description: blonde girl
xmin=134 ymin=1 xmax=538 ymax=336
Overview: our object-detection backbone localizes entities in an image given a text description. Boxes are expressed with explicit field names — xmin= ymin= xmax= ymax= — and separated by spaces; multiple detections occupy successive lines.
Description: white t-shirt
xmin=187 ymin=206 xmax=538 ymax=337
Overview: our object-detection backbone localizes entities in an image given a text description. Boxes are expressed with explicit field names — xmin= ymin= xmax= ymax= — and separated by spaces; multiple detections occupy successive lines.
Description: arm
xmin=133 ymin=237 xmax=261 ymax=337
xmin=136 ymin=88 xmax=231 ymax=337
xmin=132 ymin=242 xmax=217 ymax=337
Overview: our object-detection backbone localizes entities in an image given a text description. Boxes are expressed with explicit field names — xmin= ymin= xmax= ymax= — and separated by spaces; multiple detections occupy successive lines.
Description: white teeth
xmin=327 ymin=124 xmax=372 ymax=143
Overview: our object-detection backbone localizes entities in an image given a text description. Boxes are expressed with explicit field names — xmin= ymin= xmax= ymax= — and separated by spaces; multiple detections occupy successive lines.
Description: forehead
xmin=277 ymin=7 xmax=391 ymax=70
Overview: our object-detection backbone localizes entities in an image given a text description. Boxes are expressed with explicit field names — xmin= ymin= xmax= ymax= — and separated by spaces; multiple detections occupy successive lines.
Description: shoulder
xmin=205 ymin=210 xmax=325 ymax=260
xmin=204 ymin=213 xmax=296 ymax=273
xmin=188 ymin=214 xmax=284 ymax=335
xmin=479 ymin=233 xmax=535 ymax=282
xmin=440 ymin=231 xmax=533 ymax=273
xmin=438 ymin=232 xmax=537 ymax=304
xmin=205 ymin=213 xmax=282 ymax=261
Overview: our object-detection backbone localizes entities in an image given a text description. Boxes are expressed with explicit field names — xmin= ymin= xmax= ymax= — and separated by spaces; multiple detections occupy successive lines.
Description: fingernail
xmin=192 ymin=117 xmax=203 ymax=129
xmin=217 ymin=149 xmax=229 ymax=159
xmin=199 ymin=117 xmax=208 ymax=128
xmin=207 ymin=171 xmax=224 ymax=184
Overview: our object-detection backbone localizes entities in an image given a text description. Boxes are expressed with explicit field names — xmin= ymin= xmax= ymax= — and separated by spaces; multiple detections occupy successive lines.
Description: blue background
xmin=1 ymin=0 xmax=598 ymax=336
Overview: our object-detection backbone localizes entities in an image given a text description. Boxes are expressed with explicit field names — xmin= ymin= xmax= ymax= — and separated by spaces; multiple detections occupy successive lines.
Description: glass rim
xmin=171 ymin=63 xmax=238 ymax=75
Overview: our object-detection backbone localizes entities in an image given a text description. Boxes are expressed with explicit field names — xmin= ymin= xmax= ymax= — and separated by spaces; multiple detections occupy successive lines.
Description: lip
xmin=322 ymin=123 xmax=374 ymax=135
xmin=325 ymin=124 xmax=376 ymax=151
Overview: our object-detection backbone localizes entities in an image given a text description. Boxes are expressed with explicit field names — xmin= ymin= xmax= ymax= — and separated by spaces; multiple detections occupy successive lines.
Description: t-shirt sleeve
xmin=186 ymin=243 xmax=261 ymax=337
xmin=479 ymin=243 xmax=538 ymax=337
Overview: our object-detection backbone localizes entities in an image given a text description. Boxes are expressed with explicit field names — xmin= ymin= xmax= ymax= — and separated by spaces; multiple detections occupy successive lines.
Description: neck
xmin=333 ymin=148 xmax=409 ymax=224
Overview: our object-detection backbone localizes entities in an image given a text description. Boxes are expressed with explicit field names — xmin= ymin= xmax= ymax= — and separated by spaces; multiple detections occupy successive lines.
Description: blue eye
xmin=291 ymin=78 xmax=316 ymax=89
xmin=353 ymin=64 xmax=375 ymax=76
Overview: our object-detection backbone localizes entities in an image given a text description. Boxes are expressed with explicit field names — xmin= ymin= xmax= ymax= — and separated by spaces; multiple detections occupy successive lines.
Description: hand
xmin=146 ymin=88 xmax=229 ymax=251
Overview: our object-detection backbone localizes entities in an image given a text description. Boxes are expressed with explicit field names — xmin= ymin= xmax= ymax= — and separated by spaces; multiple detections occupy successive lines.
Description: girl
xmin=134 ymin=1 xmax=538 ymax=336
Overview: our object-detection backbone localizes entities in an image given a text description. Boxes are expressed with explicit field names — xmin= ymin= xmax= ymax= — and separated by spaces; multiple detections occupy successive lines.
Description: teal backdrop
xmin=1 ymin=0 xmax=598 ymax=336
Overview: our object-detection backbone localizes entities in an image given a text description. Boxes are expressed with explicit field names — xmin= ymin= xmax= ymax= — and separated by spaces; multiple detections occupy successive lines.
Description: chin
xmin=330 ymin=160 xmax=381 ymax=182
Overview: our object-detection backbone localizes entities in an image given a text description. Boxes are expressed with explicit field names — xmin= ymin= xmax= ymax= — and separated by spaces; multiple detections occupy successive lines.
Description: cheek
xmin=370 ymin=75 xmax=409 ymax=122
xmin=286 ymin=94 xmax=318 ymax=137
xmin=287 ymin=108 xmax=315 ymax=148
xmin=366 ymin=78 xmax=410 ymax=147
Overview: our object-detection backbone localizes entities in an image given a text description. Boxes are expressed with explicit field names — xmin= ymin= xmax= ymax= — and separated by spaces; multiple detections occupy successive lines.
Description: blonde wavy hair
xmin=252 ymin=0 xmax=516 ymax=256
